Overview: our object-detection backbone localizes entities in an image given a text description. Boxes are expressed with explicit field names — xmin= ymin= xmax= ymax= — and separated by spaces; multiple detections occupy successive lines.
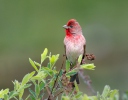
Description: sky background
xmin=0 ymin=0 xmax=128 ymax=97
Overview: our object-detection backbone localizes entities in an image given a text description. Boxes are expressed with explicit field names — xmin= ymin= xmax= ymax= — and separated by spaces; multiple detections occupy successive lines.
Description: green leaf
xmin=66 ymin=69 xmax=77 ymax=77
xmin=59 ymin=70 xmax=63 ymax=77
xmin=21 ymin=71 xmax=35 ymax=86
xmin=47 ymin=63 xmax=51 ymax=68
xmin=75 ymin=92 xmax=83 ymax=98
xmin=49 ymin=78 xmax=55 ymax=89
xmin=0 ymin=89 xmax=9 ymax=98
xmin=34 ymin=61 xmax=41 ymax=67
xmin=13 ymin=80 xmax=20 ymax=91
xmin=66 ymin=60 xmax=70 ymax=72
xmin=42 ymin=67 xmax=57 ymax=76
xmin=39 ymin=81 xmax=45 ymax=90
xmin=97 ymin=92 xmax=101 ymax=100
xmin=30 ymin=95 xmax=35 ymax=100
xmin=29 ymin=71 xmax=35 ymax=78
xmin=49 ymin=54 xmax=59 ymax=67
xmin=29 ymin=88 xmax=36 ymax=99
xmin=35 ymin=84 xmax=40 ymax=97
xmin=41 ymin=48 xmax=48 ymax=64
xmin=80 ymin=63 xmax=96 ymax=70
xmin=89 ymin=96 xmax=98 ymax=100
xmin=109 ymin=89 xmax=119 ymax=99
xmin=17 ymin=85 xmax=25 ymax=93
xmin=82 ymin=94 xmax=89 ymax=100
xmin=102 ymin=85 xmax=110 ymax=98
xmin=31 ymin=76 xmax=41 ymax=81
xmin=78 ymin=54 xmax=82 ymax=64
xmin=29 ymin=58 xmax=38 ymax=72
xmin=19 ymin=89 xmax=24 ymax=99
xmin=9 ymin=91 xmax=19 ymax=99
xmin=24 ymin=84 xmax=32 ymax=89
xmin=62 ymin=96 xmax=70 ymax=100
xmin=74 ymin=81 xmax=79 ymax=92
xmin=25 ymin=95 xmax=30 ymax=100
xmin=31 ymin=71 xmax=46 ymax=81
xmin=4 ymin=94 xmax=8 ymax=100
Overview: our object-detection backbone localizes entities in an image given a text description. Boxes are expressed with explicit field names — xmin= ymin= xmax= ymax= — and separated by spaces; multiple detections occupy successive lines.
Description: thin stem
xmin=47 ymin=56 xmax=65 ymax=100
xmin=46 ymin=85 xmax=52 ymax=100
xmin=78 ymin=69 xmax=96 ymax=94
xmin=54 ymin=91 xmax=63 ymax=99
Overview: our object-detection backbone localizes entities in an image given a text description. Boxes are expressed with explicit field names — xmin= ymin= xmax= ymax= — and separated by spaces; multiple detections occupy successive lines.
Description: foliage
xmin=0 ymin=48 xmax=125 ymax=100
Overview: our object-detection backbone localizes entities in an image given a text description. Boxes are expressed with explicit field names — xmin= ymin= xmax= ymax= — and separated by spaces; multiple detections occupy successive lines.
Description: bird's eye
xmin=70 ymin=25 xmax=73 ymax=28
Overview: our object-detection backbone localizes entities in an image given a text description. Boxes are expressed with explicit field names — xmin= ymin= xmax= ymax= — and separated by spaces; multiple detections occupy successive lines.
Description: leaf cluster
xmin=0 ymin=48 xmax=123 ymax=100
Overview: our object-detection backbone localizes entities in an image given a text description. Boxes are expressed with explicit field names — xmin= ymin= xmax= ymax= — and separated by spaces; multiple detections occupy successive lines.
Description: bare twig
xmin=78 ymin=69 xmax=96 ymax=94
xmin=54 ymin=91 xmax=63 ymax=99
xmin=86 ymin=54 xmax=95 ymax=61
xmin=46 ymin=85 xmax=53 ymax=100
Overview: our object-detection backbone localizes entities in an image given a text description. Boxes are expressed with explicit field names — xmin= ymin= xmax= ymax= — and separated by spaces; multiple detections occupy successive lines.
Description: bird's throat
xmin=65 ymin=30 xmax=73 ymax=37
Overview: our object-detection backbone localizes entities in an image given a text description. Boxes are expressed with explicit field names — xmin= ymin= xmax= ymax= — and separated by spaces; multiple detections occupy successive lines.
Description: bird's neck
xmin=65 ymin=30 xmax=72 ymax=37
xmin=65 ymin=33 xmax=83 ymax=43
xmin=65 ymin=30 xmax=82 ymax=38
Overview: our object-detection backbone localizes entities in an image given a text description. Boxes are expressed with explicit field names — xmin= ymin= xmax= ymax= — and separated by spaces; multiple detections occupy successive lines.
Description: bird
xmin=63 ymin=19 xmax=86 ymax=84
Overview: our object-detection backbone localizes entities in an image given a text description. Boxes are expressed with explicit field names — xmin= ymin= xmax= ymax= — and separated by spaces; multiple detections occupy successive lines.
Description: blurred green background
xmin=0 ymin=0 xmax=128 ymax=95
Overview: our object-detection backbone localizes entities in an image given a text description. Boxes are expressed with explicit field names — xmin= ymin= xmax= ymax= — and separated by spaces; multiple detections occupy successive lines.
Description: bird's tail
xmin=70 ymin=73 xmax=79 ymax=84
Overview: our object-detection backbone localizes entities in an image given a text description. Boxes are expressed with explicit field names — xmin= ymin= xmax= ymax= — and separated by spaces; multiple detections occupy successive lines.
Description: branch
xmin=46 ymin=85 xmax=52 ymax=100
xmin=78 ymin=69 xmax=96 ymax=94
xmin=54 ymin=91 xmax=63 ymax=99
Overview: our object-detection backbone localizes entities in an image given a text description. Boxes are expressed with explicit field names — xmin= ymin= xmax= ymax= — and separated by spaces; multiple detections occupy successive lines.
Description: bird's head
xmin=63 ymin=19 xmax=82 ymax=36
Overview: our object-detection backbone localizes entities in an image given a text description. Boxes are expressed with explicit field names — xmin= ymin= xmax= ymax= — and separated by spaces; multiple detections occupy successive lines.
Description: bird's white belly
xmin=66 ymin=41 xmax=84 ymax=64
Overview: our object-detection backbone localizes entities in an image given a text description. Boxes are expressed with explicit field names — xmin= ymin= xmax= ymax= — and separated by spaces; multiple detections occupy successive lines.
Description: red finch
xmin=63 ymin=19 xmax=86 ymax=84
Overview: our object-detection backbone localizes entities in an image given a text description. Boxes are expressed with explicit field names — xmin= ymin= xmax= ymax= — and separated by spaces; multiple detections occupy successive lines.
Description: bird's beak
xmin=63 ymin=25 xmax=69 ymax=29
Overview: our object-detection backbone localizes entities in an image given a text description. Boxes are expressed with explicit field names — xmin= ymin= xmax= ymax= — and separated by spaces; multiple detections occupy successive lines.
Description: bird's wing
xmin=80 ymin=44 xmax=86 ymax=65
xmin=64 ymin=45 xmax=67 ymax=59
xmin=83 ymin=44 xmax=86 ymax=59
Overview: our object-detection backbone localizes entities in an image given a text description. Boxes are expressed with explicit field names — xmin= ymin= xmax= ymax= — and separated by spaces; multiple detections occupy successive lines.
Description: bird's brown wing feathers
xmin=80 ymin=44 xmax=86 ymax=65
xmin=64 ymin=45 xmax=67 ymax=59
xmin=83 ymin=44 xmax=86 ymax=59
